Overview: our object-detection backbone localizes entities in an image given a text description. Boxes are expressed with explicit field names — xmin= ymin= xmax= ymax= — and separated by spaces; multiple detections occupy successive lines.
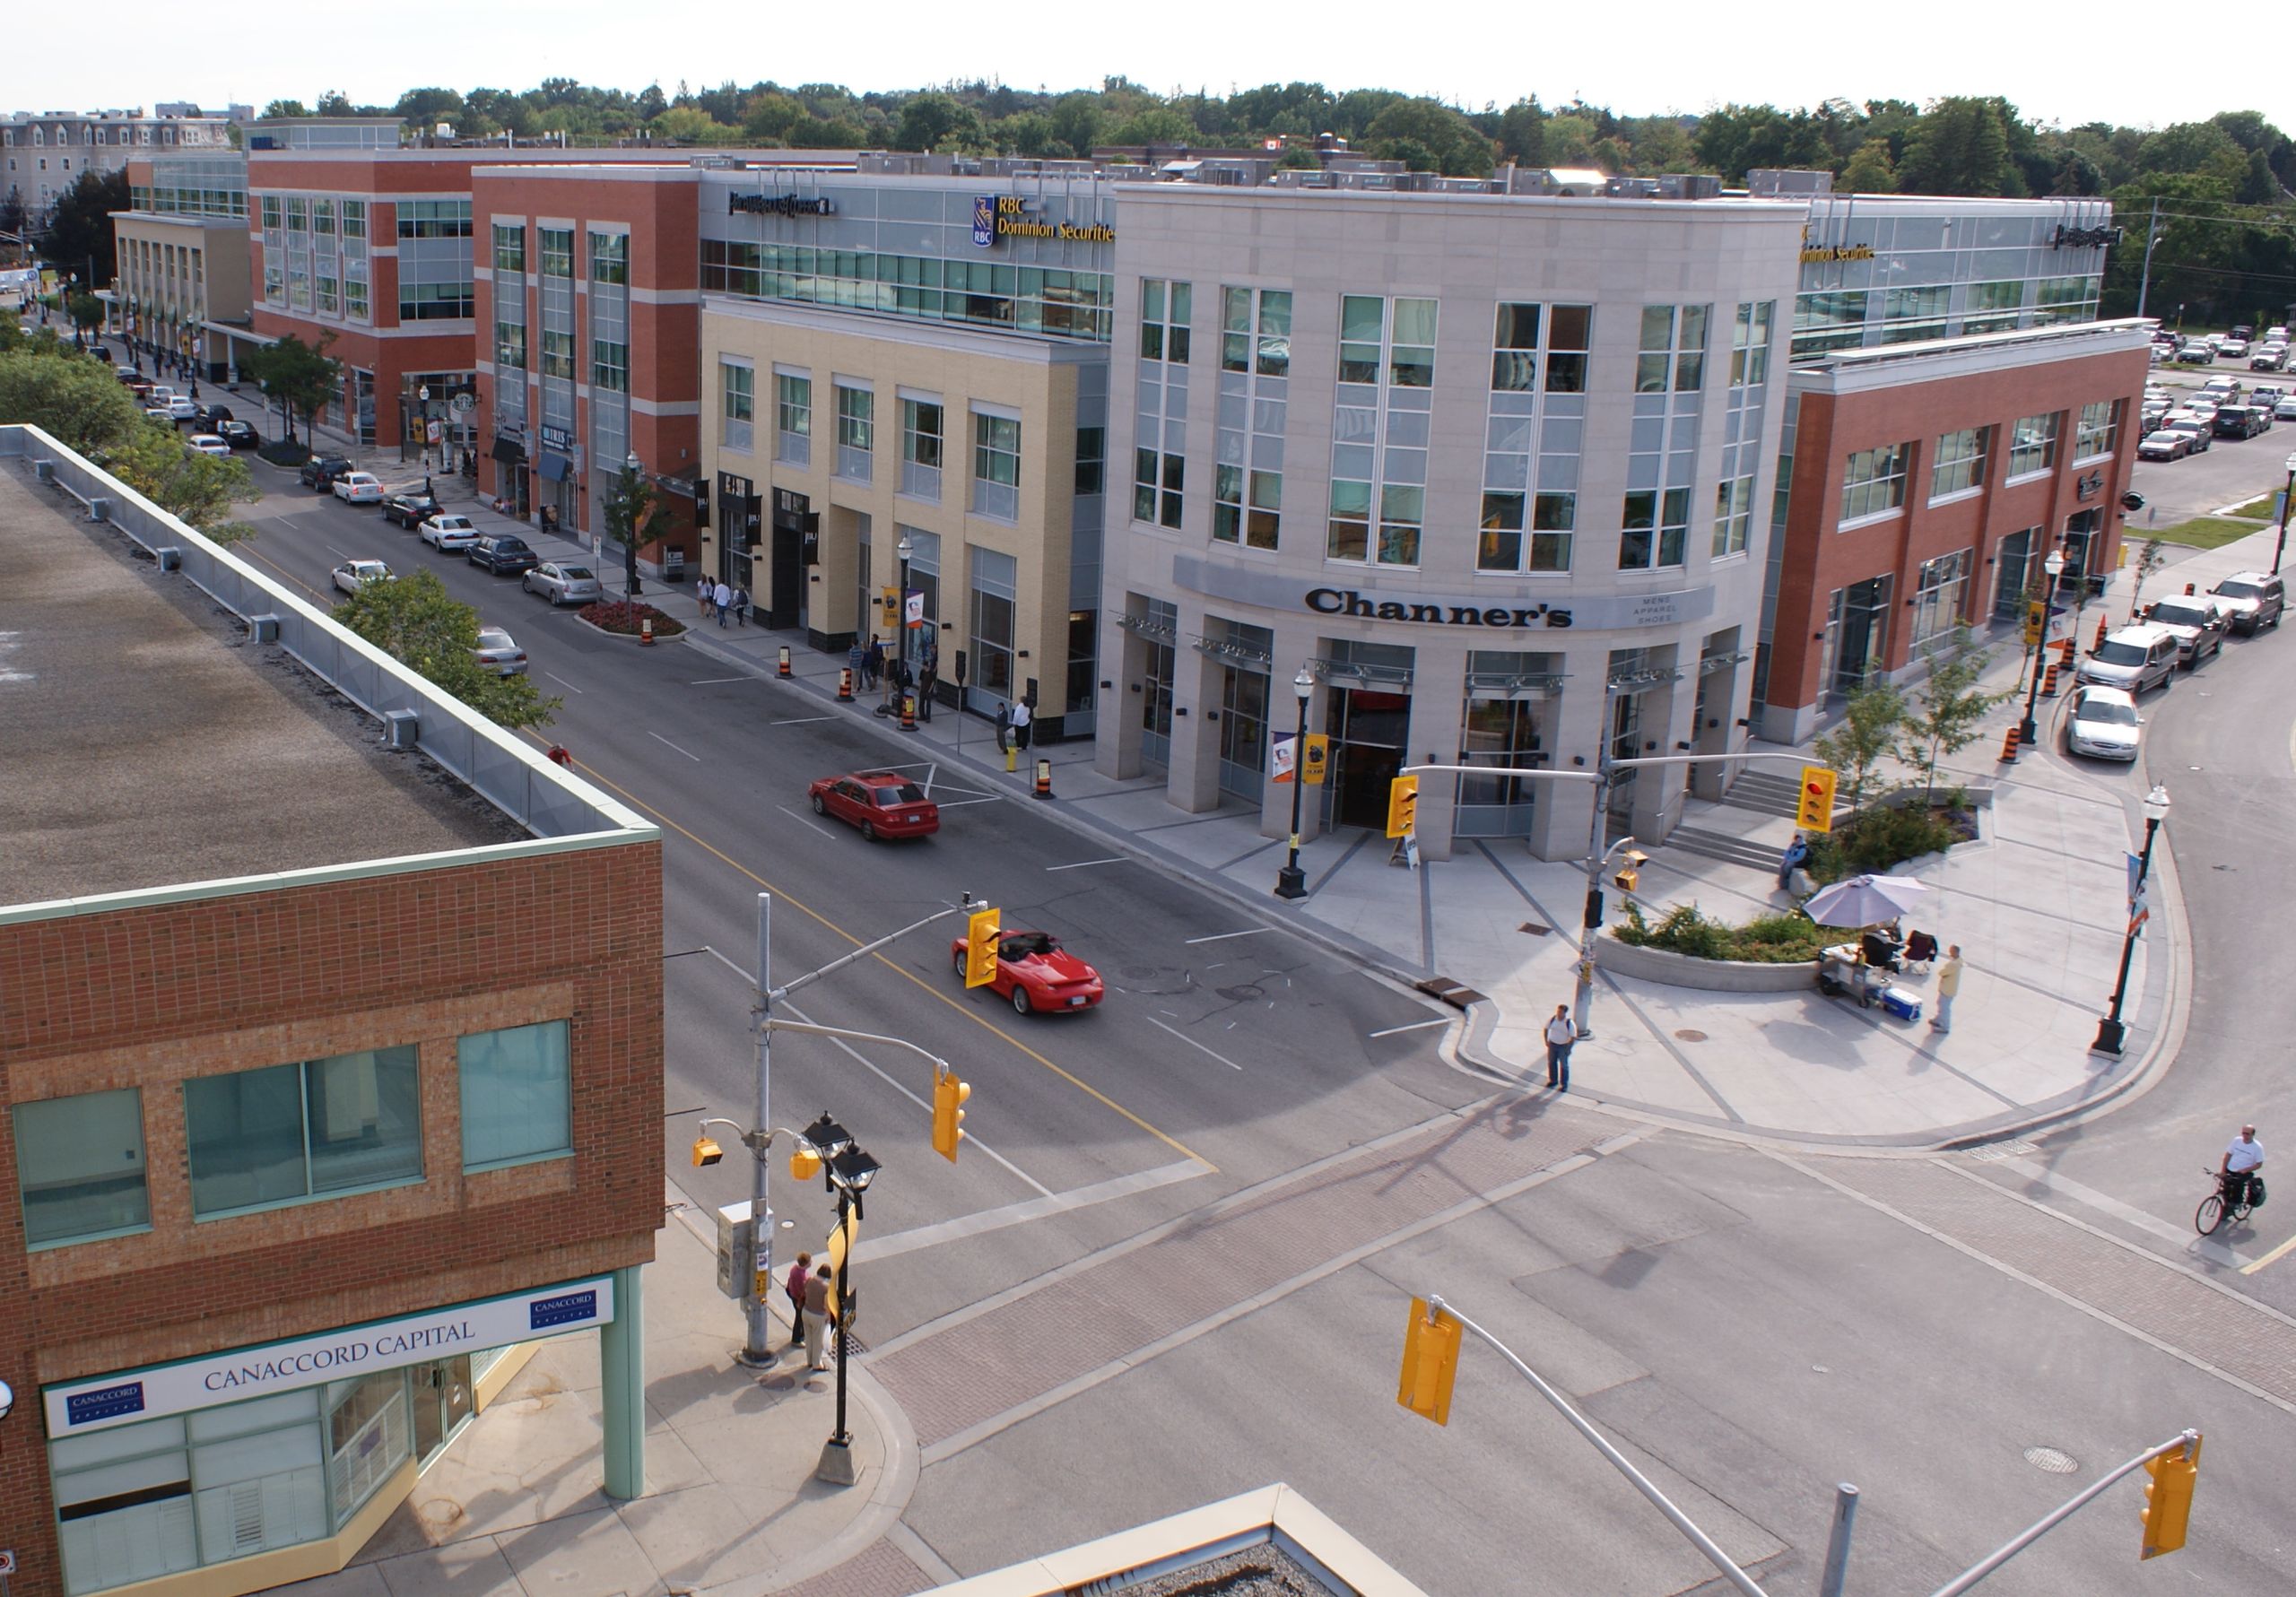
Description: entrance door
xmin=412 ymin=1355 xmax=474 ymax=1467
xmin=1326 ymin=686 xmax=1410 ymax=829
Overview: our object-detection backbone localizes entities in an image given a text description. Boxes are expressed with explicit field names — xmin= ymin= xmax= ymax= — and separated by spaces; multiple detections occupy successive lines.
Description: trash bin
xmin=662 ymin=547 xmax=687 ymax=584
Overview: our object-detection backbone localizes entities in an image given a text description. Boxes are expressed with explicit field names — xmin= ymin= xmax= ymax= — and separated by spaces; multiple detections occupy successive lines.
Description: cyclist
xmin=2222 ymin=1124 xmax=2265 ymax=1208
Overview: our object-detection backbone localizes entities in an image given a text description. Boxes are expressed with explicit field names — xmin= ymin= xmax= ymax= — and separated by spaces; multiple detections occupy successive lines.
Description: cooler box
xmin=1879 ymin=989 xmax=1922 ymax=1023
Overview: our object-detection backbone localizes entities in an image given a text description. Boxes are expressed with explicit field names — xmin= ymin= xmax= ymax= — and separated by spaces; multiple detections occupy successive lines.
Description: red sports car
xmin=807 ymin=771 xmax=940 ymax=839
xmin=950 ymin=929 xmax=1105 ymax=1015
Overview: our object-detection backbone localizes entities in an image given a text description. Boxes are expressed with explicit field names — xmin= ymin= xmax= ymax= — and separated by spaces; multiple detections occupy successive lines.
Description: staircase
xmin=1659 ymin=824 xmax=1785 ymax=873
xmin=1722 ymin=767 xmax=1846 ymax=825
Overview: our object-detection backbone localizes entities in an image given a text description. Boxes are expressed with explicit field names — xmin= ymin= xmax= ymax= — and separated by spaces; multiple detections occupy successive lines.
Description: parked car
xmin=946 ymin=928 xmax=1105 ymax=1016
xmin=381 ymin=490 xmax=442 ymax=527
xmin=2211 ymin=570 xmax=2287 ymax=633
xmin=2063 ymin=685 xmax=2143 ymax=762
xmin=331 ymin=471 xmax=386 ymax=505
xmin=185 ymin=433 xmax=231 ymax=457
xmin=2136 ymin=430 xmax=2193 ymax=461
xmin=806 ymin=771 xmax=941 ymax=840
xmin=419 ymin=513 xmax=482 ymax=551
xmin=2078 ymin=622 xmax=2179 ymax=695
xmin=522 ymin=561 xmax=603 ymax=605
xmin=330 ymin=558 xmax=393 ymax=596
xmin=2144 ymin=594 xmax=2230 ymax=666
xmin=467 ymin=534 xmax=540 ymax=576
xmin=214 ymin=419 xmax=259 ymax=449
xmin=299 ymin=455 xmax=353 ymax=490
xmin=471 ymin=626 xmax=528 ymax=676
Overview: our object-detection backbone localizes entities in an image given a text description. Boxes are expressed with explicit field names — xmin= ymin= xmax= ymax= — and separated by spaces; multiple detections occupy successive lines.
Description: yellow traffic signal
xmin=933 ymin=1068 xmax=972 ymax=1161
xmin=1386 ymin=774 xmax=1421 ymax=839
xmin=1796 ymin=764 xmax=1839 ymax=834
xmin=1396 ymin=1296 xmax=1461 ymax=1426
xmin=1612 ymin=848 xmax=1648 ymax=894
xmin=691 ymin=1134 xmax=723 ymax=1167
xmin=788 ymin=1144 xmax=822 ymax=1182
xmin=2141 ymin=1435 xmax=2200 ymax=1559
xmin=965 ymin=906 xmax=1001 ymax=988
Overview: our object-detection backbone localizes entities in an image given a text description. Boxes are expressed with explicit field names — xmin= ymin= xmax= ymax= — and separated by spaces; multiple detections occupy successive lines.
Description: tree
xmin=38 ymin=169 xmax=129 ymax=287
xmin=1839 ymin=137 xmax=1899 ymax=194
xmin=242 ymin=333 xmax=343 ymax=450
xmin=1813 ymin=682 xmax=1908 ymax=812
xmin=333 ymin=569 xmax=561 ymax=730
xmin=601 ymin=456 xmax=677 ymax=598
xmin=1897 ymin=630 xmax=2013 ymax=801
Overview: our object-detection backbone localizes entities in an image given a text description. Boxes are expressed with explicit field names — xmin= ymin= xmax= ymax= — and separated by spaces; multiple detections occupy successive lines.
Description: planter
xmin=1602 ymin=936 xmax=1818 ymax=993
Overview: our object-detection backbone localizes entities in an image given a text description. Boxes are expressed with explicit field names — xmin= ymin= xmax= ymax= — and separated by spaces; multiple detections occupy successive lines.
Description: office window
xmin=900 ymin=395 xmax=942 ymax=498
xmin=2074 ymin=400 xmax=2120 ymax=461
xmin=2007 ymin=412 xmax=2059 ymax=478
xmin=1931 ymin=428 xmax=1989 ymax=499
xmin=835 ymin=384 xmax=873 ymax=482
xmin=588 ymin=230 xmax=628 ymax=285
xmin=13 ymin=1089 xmax=150 ymax=1247
xmin=1840 ymin=442 xmax=1912 ymax=522
xmin=775 ymin=371 xmax=812 ymax=466
xmin=459 ymin=1021 xmax=571 ymax=1171
xmin=185 ymin=1048 xmax=422 ymax=1218
xmin=1074 ymin=424 xmax=1104 ymax=496
xmin=591 ymin=337 xmax=628 ymax=392
xmin=1140 ymin=278 xmax=1192 ymax=363
xmin=1619 ymin=487 xmax=1690 ymax=570
xmin=972 ymin=412 xmax=1021 ymax=518
xmin=537 ymin=226 xmax=573 ymax=278
xmin=492 ymin=221 xmax=524 ymax=273
xmin=720 ymin=360 xmax=753 ymax=451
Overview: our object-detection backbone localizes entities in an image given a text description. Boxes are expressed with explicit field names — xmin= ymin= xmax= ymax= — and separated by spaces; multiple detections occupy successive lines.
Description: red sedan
xmin=950 ymin=930 xmax=1105 ymax=1015
xmin=806 ymin=772 xmax=940 ymax=840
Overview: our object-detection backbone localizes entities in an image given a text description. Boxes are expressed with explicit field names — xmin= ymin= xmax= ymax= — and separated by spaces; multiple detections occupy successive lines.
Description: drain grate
xmin=1674 ymin=1029 xmax=1709 ymax=1043
xmin=2023 ymin=1445 xmax=2079 ymax=1474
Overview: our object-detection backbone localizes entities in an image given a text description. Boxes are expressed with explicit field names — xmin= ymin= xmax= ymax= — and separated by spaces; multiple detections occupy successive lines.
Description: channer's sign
xmin=730 ymin=193 xmax=836 ymax=218
xmin=43 ymin=1277 xmax=615 ymax=1436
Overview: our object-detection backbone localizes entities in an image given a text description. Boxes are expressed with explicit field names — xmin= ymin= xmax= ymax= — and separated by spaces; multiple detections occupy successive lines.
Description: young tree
xmin=1897 ymin=629 xmax=2014 ymax=801
xmin=333 ymin=568 xmax=561 ymax=730
xmin=1813 ymin=682 xmax=1908 ymax=811
xmin=601 ymin=456 xmax=678 ymax=597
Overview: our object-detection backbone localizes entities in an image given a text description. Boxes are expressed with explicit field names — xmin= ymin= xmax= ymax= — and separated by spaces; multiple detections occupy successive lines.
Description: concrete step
xmin=1661 ymin=825 xmax=1786 ymax=873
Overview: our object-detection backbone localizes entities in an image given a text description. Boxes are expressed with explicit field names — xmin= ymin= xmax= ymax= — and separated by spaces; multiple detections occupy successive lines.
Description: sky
xmin=0 ymin=2 xmax=2252 ymax=133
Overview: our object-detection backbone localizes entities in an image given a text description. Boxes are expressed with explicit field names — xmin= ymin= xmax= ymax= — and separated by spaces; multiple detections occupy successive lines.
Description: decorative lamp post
xmin=2092 ymin=785 xmax=2170 ymax=1056
xmin=1274 ymin=664 xmax=1317 ymax=898
xmin=814 ymin=1134 xmax=878 ymax=1487
xmin=2019 ymin=547 xmax=2067 ymax=746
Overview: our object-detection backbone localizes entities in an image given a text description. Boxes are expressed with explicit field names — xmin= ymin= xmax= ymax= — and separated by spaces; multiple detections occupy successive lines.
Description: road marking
xmin=1185 ymin=927 xmax=1273 ymax=945
xmin=1369 ymin=1018 xmax=1449 ymax=1038
xmin=1047 ymin=857 xmax=1128 ymax=872
xmin=648 ymin=731 xmax=701 ymax=762
xmin=2242 ymin=1232 xmax=2296 ymax=1275
xmin=691 ymin=676 xmax=749 ymax=685
xmin=857 ymin=1159 xmax=1212 ymax=1263
xmin=770 ymin=715 xmax=839 ymax=725
xmin=529 ymin=737 xmax=1213 ymax=1169
xmin=775 ymin=804 xmax=836 ymax=839
xmin=1144 ymin=1014 xmax=1243 ymax=1071
xmin=544 ymin=672 xmax=583 ymax=693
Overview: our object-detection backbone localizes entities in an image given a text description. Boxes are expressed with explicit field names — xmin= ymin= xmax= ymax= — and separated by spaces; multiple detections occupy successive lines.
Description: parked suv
xmin=468 ymin=534 xmax=540 ymax=577
xmin=2211 ymin=570 xmax=2287 ymax=634
xmin=2078 ymin=622 xmax=2180 ymax=695
xmin=298 ymin=455 xmax=353 ymax=490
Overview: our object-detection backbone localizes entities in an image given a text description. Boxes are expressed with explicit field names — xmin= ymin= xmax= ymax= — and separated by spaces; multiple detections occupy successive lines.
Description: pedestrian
xmin=918 ymin=640 xmax=939 ymax=721
xmin=1778 ymin=831 xmax=1812 ymax=892
xmin=697 ymin=576 xmax=711 ymax=619
xmin=784 ymin=1251 xmax=813 ymax=1352
xmin=1011 ymin=695 xmax=1034 ymax=751
xmin=1543 ymin=1003 xmax=1575 ymax=1091
xmin=1929 ymin=944 xmax=1963 ymax=1033
xmin=714 ymin=580 xmax=733 ymax=627
xmin=732 ymin=584 xmax=750 ymax=627
xmin=802 ymin=1263 xmax=833 ymax=1370
xmin=864 ymin=637 xmax=883 ymax=690
xmin=995 ymin=699 xmax=1011 ymax=752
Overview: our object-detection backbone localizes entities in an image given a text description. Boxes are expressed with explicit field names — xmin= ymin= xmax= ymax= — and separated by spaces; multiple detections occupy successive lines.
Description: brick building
xmin=0 ymin=429 xmax=662 ymax=1597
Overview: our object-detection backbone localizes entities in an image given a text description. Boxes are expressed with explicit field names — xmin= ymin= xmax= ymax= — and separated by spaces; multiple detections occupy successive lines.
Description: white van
xmin=2078 ymin=622 xmax=2179 ymax=695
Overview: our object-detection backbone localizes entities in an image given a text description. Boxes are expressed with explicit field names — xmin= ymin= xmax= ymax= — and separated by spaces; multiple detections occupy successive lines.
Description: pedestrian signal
xmin=2140 ymin=1435 xmax=2200 ymax=1559
xmin=933 ymin=1068 xmax=971 ymax=1162
xmin=1396 ymin=1297 xmax=1461 ymax=1426
xmin=1796 ymin=765 xmax=1839 ymax=833
xmin=1386 ymin=774 xmax=1420 ymax=839
xmin=965 ymin=907 xmax=1001 ymax=988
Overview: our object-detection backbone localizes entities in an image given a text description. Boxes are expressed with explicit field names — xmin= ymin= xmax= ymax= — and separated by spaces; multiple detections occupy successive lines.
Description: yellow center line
xmin=2239 ymin=1228 xmax=2295 ymax=1275
xmin=522 ymin=733 xmax=1214 ymax=1171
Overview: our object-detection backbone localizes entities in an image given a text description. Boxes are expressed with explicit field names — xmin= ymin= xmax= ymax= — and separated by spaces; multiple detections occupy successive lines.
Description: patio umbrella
xmin=1802 ymin=872 xmax=1932 ymax=933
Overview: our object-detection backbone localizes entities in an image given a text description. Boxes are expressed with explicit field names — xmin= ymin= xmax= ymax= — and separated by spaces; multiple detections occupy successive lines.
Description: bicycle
xmin=2196 ymin=1167 xmax=2256 ymax=1236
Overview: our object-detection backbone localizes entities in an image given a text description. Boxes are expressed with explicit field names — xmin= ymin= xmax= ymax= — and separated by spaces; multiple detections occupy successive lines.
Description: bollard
xmin=640 ymin=616 xmax=655 ymax=646
xmin=777 ymin=645 xmax=792 ymax=679
xmin=2040 ymin=661 xmax=2060 ymax=698
xmin=837 ymin=667 xmax=854 ymax=701
xmin=1998 ymin=725 xmax=2021 ymax=762
xmin=1005 ymin=743 xmax=1018 ymax=774
xmin=1033 ymin=758 xmax=1053 ymax=799
xmin=900 ymin=691 xmax=918 ymax=731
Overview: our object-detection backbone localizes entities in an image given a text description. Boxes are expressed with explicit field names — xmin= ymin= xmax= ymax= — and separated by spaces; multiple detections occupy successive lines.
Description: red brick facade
xmin=0 ymin=840 xmax=663 ymax=1595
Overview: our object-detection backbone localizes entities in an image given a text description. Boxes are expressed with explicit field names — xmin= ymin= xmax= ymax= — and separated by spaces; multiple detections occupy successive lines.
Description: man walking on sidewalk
xmin=1544 ymin=1003 xmax=1575 ymax=1091
xmin=1930 ymin=944 xmax=1963 ymax=1034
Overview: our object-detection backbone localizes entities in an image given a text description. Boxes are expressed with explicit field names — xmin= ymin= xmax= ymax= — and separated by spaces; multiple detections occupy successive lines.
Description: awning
xmin=536 ymin=452 xmax=571 ymax=482
xmin=491 ymin=436 xmax=526 ymax=464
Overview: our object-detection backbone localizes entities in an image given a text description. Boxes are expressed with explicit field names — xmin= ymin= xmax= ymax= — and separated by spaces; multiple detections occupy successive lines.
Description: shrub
xmin=578 ymin=599 xmax=686 ymax=637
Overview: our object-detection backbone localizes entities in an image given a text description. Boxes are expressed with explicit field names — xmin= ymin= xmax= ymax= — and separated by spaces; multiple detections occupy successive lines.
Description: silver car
xmin=522 ymin=561 xmax=603 ymax=606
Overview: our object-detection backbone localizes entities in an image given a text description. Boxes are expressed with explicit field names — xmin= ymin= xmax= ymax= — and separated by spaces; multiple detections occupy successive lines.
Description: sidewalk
xmin=288 ymin=1188 xmax=923 ymax=1597
xmin=664 ymin=533 xmax=2258 ymax=1149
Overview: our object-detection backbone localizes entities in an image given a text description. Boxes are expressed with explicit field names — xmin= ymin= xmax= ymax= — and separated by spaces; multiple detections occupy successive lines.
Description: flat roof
xmin=0 ymin=467 xmax=525 ymax=907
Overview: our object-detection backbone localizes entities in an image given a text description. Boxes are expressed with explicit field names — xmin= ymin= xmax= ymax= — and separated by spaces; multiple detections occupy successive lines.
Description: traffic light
xmin=788 ymin=1143 xmax=822 ymax=1182
xmin=1386 ymin=774 xmax=1420 ymax=839
xmin=932 ymin=1067 xmax=971 ymax=1162
xmin=1612 ymin=849 xmax=1648 ymax=894
xmin=1796 ymin=764 xmax=1839 ymax=833
xmin=691 ymin=1134 xmax=723 ymax=1167
xmin=1396 ymin=1296 xmax=1461 ymax=1426
xmin=2140 ymin=1435 xmax=2200 ymax=1559
xmin=965 ymin=906 xmax=1001 ymax=988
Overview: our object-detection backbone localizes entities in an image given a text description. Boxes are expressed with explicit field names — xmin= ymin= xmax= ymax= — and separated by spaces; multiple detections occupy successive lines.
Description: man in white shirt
xmin=2222 ymin=1124 xmax=2265 ymax=1206
xmin=1543 ymin=1003 xmax=1576 ymax=1092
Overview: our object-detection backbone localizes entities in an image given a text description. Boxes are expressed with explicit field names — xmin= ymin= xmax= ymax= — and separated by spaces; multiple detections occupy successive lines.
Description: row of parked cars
xmin=2135 ymin=372 xmax=2293 ymax=461
xmin=2062 ymin=569 xmax=2286 ymax=760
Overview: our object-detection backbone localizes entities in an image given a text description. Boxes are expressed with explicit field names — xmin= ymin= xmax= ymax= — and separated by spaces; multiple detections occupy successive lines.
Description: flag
xmin=1272 ymin=733 xmax=1298 ymax=784
xmin=904 ymin=590 xmax=925 ymax=627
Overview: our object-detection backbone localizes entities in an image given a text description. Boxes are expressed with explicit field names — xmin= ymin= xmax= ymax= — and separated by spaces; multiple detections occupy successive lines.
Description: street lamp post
xmin=2019 ymin=548 xmax=2068 ymax=746
xmin=2276 ymin=451 xmax=2296 ymax=575
xmin=815 ymin=1133 xmax=879 ymax=1487
xmin=1274 ymin=665 xmax=1316 ymax=898
xmin=2092 ymin=785 xmax=2170 ymax=1056
xmin=894 ymin=534 xmax=914 ymax=720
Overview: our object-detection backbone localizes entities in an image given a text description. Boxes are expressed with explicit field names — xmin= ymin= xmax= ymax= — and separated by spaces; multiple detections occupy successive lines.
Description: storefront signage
xmin=538 ymin=424 xmax=572 ymax=451
xmin=1798 ymin=243 xmax=1874 ymax=264
xmin=729 ymin=193 xmax=837 ymax=218
xmin=970 ymin=194 xmax=1115 ymax=249
xmin=43 ymin=1277 xmax=616 ymax=1436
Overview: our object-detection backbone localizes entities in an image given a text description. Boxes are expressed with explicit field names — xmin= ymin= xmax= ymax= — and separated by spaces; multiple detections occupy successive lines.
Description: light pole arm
xmin=773 ymin=899 xmax=974 ymax=1003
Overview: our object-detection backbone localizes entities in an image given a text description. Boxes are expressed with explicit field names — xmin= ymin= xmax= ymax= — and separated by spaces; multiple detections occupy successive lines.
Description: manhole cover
xmin=1674 ymin=1029 xmax=1708 ymax=1042
xmin=2023 ymin=1445 xmax=2079 ymax=1474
